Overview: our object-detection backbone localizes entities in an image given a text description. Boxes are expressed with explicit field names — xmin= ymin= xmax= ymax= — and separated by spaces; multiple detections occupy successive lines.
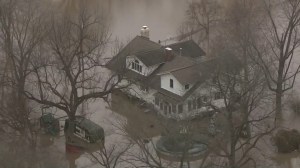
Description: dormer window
xmin=185 ymin=84 xmax=190 ymax=90
xmin=170 ymin=79 xmax=174 ymax=88
xmin=131 ymin=59 xmax=142 ymax=73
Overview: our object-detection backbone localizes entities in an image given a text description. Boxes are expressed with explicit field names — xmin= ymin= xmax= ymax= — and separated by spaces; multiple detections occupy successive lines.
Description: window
xmin=75 ymin=126 xmax=81 ymax=134
xmin=197 ymin=98 xmax=202 ymax=108
xmin=185 ymin=84 xmax=190 ymax=90
xmin=168 ymin=105 xmax=171 ymax=114
xmin=164 ymin=103 xmax=168 ymax=114
xmin=140 ymin=85 xmax=149 ymax=92
xmin=215 ymin=92 xmax=222 ymax=100
xmin=85 ymin=134 xmax=90 ymax=142
xmin=170 ymin=79 xmax=174 ymax=88
xmin=74 ymin=126 xmax=85 ymax=138
xmin=188 ymin=100 xmax=192 ymax=111
xmin=202 ymin=96 xmax=208 ymax=103
xmin=172 ymin=104 xmax=176 ymax=113
xmin=131 ymin=59 xmax=142 ymax=73
xmin=178 ymin=104 xmax=183 ymax=113
xmin=212 ymin=76 xmax=218 ymax=84
xmin=155 ymin=97 xmax=159 ymax=106
xmin=192 ymin=99 xmax=197 ymax=109
xmin=160 ymin=102 xmax=163 ymax=110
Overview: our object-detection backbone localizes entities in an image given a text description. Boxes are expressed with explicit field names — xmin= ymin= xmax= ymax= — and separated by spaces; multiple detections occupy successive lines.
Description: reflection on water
xmin=14 ymin=0 xmax=300 ymax=167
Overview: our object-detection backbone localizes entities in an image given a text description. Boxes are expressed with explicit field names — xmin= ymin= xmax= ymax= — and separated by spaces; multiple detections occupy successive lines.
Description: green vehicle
xmin=64 ymin=116 xmax=105 ymax=148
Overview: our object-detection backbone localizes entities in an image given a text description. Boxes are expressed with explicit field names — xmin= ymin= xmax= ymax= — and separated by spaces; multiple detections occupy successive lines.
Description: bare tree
xmin=203 ymin=53 xmax=274 ymax=168
xmin=203 ymin=2 xmax=276 ymax=165
xmin=0 ymin=0 xmax=45 ymax=147
xmin=250 ymin=0 xmax=300 ymax=122
xmin=180 ymin=0 xmax=220 ymax=54
xmin=24 ymin=4 xmax=126 ymax=126
xmin=89 ymin=142 xmax=132 ymax=168
xmin=212 ymin=0 xmax=267 ymax=138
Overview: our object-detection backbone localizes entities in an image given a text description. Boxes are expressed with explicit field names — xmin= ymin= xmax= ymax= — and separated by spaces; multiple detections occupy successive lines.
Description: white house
xmin=107 ymin=26 xmax=236 ymax=120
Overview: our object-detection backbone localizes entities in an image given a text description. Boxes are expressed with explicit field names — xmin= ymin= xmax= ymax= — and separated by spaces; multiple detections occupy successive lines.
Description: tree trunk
xmin=275 ymin=62 xmax=284 ymax=124
xmin=275 ymin=59 xmax=284 ymax=125
xmin=275 ymin=91 xmax=283 ymax=124
xmin=228 ymin=109 xmax=236 ymax=168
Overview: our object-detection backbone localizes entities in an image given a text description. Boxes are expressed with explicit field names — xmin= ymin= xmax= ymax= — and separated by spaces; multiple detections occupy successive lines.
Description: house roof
xmin=167 ymin=40 xmax=206 ymax=58
xmin=156 ymin=55 xmax=196 ymax=75
xmin=106 ymin=38 xmax=206 ymax=72
xmin=134 ymin=48 xmax=167 ymax=67
xmin=153 ymin=55 xmax=242 ymax=103
xmin=106 ymin=35 xmax=241 ymax=103
xmin=171 ymin=66 xmax=202 ymax=85
xmin=106 ymin=36 xmax=161 ymax=72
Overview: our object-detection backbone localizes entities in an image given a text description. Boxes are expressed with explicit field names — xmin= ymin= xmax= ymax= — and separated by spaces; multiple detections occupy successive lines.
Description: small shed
xmin=64 ymin=116 xmax=105 ymax=144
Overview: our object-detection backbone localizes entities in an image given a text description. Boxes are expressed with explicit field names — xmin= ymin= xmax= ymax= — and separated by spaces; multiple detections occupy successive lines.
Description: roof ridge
xmin=157 ymin=64 xmax=195 ymax=76
xmin=167 ymin=39 xmax=194 ymax=47
xmin=171 ymin=63 xmax=199 ymax=73
xmin=137 ymin=35 xmax=162 ymax=47
xmin=134 ymin=47 xmax=164 ymax=55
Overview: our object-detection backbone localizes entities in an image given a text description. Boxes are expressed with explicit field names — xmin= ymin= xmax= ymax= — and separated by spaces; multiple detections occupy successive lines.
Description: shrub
xmin=290 ymin=96 xmax=300 ymax=115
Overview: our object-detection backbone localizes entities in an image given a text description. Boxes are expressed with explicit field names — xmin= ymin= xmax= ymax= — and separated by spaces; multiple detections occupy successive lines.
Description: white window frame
xmin=131 ymin=59 xmax=142 ymax=73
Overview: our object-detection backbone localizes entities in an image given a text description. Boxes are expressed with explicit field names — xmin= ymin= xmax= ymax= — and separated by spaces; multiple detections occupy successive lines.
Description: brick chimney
xmin=140 ymin=26 xmax=150 ymax=39
xmin=165 ymin=47 xmax=173 ymax=61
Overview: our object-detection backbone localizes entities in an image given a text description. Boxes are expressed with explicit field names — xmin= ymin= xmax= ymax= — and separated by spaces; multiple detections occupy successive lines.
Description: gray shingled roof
xmin=153 ymin=55 xmax=242 ymax=102
xmin=171 ymin=66 xmax=202 ymax=85
xmin=156 ymin=55 xmax=196 ymax=75
xmin=135 ymin=48 xmax=167 ymax=67
xmin=106 ymin=36 xmax=161 ymax=72
xmin=167 ymin=40 xmax=206 ymax=58
xmin=106 ymin=35 xmax=241 ymax=103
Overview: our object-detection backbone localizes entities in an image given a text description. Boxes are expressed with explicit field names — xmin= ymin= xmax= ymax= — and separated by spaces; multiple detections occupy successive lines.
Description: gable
xmin=134 ymin=48 xmax=167 ymax=67
xmin=106 ymin=36 xmax=161 ymax=73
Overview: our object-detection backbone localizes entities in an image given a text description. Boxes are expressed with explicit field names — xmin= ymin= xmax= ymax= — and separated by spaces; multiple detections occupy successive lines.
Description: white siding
xmin=126 ymin=56 xmax=159 ymax=76
xmin=146 ymin=64 xmax=160 ymax=76
xmin=160 ymin=73 xmax=194 ymax=96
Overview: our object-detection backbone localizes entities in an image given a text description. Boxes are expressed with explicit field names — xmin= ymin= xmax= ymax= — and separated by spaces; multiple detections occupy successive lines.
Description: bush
xmin=273 ymin=129 xmax=300 ymax=153
xmin=290 ymin=96 xmax=300 ymax=115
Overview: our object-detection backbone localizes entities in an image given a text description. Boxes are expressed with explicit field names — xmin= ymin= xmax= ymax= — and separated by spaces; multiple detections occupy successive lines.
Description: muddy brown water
xmin=2 ymin=0 xmax=300 ymax=167
xmin=51 ymin=0 xmax=189 ymax=43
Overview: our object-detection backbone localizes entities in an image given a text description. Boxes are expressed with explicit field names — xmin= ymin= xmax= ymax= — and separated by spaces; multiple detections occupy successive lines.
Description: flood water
xmin=4 ymin=0 xmax=299 ymax=168
xmin=53 ymin=0 xmax=190 ymax=43
xmin=34 ymin=1 xmax=191 ymax=168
